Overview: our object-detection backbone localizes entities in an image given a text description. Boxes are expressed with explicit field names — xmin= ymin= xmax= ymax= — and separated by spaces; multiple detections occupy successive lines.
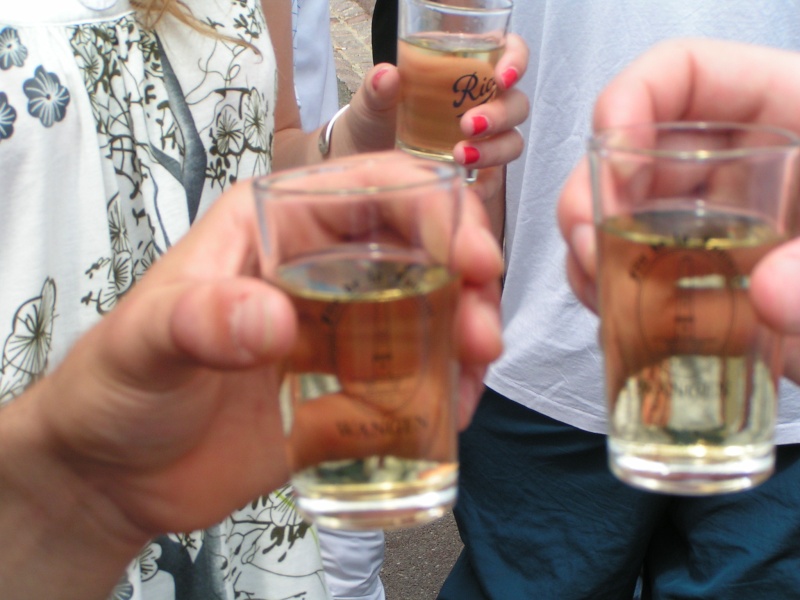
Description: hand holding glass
xmin=590 ymin=122 xmax=800 ymax=495
xmin=254 ymin=153 xmax=464 ymax=530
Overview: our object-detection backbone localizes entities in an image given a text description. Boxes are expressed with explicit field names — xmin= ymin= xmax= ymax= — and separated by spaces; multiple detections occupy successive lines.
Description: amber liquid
xmin=396 ymin=33 xmax=503 ymax=160
xmin=276 ymin=244 xmax=460 ymax=529
xmin=597 ymin=204 xmax=784 ymax=494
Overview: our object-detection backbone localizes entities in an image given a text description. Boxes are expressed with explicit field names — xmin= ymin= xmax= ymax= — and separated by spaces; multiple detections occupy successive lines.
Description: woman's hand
xmin=340 ymin=33 xmax=530 ymax=170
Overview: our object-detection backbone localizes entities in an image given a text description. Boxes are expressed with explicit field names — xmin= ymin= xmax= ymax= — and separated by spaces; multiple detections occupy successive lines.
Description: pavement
xmin=380 ymin=513 xmax=464 ymax=600
xmin=326 ymin=2 xmax=466 ymax=598
xmin=329 ymin=0 xmax=376 ymax=105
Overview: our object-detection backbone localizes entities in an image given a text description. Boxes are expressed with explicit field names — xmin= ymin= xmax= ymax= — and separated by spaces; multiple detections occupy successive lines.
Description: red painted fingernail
xmin=463 ymin=146 xmax=480 ymax=165
xmin=501 ymin=67 xmax=518 ymax=89
xmin=372 ymin=68 xmax=389 ymax=91
xmin=472 ymin=115 xmax=489 ymax=136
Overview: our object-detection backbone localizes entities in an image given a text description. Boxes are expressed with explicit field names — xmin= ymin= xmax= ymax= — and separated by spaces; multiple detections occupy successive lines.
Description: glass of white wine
xmin=396 ymin=0 xmax=512 ymax=182
xmin=590 ymin=122 xmax=800 ymax=495
xmin=254 ymin=152 xmax=465 ymax=530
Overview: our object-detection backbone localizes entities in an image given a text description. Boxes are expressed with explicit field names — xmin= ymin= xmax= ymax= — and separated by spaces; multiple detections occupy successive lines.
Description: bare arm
xmin=0 ymin=384 xmax=147 ymax=600
xmin=0 ymin=169 xmax=505 ymax=598
xmin=262 ymin=0 xmax=530 ymax=178
xmin=261 ymin=0 xmax=396 ymax=168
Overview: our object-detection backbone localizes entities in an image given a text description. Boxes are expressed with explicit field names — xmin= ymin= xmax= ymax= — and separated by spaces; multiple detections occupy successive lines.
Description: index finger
xmin=594 ymin=39 xmax=800 ymax=132
xmin=495 ymin=33 xmax=529 ymax=90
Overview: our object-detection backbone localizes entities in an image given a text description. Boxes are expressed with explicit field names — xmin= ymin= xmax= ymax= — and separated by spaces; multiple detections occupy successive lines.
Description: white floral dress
xmin=0 ymin=1 xmax=331 ymax=598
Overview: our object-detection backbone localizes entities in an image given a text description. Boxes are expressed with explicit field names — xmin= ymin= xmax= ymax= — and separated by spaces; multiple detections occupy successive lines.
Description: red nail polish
xmin=372 ymin=68 xmax=388 ymax=91
xmin=463 ymin=146 xmax=480 ymax=165
xmin=472 ymin=115 xmax=489 ymax=136
xmin=501 ymin=67 xmax=518 ymax=89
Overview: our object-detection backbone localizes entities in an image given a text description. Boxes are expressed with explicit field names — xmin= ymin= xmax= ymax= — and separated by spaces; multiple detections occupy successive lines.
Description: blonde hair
xmin=130 ymin=0 xmax=218 ymax=37
xmin=131 ymin=0 xmax=256 ymax=49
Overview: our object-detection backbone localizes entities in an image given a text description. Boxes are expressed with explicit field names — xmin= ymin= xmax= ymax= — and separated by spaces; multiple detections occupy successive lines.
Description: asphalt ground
xmin=327 ymin=1 xmax=466 ymax=597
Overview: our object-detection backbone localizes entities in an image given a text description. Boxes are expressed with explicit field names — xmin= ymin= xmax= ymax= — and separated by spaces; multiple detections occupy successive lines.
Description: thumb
xmin=344 ymin=64 xmax=400 ymax=153
xmin=99 ymin=277 xmax=297 ymax=384
xmin=360 ymin=63 xmax=401 ymax=111
xmin=169 ymin=279 xmax=298 ymax=367
xmin=38 ymin=275 xmax=297 ymax=475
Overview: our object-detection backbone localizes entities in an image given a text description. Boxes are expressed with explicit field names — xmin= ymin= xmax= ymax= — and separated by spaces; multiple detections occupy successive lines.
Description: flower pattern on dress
xmin=243 ymin=87 xmax=269 ymax=151
xmin=82 ymin=251 xmax=135 ymax=315
xmin=222 ymin=486 xmax=323 ymax=595
xmin=69 ymin=18 xmax=172 ymax=314
xmin=231 ymin=2 xmax=265 ymax=38
xmin=108 ymin=578 xmax=134 ymax=600
xmin=263 ymin=487 xmax=307 ymax=528
xmin=0 ymin=279 xmax=56 ymax=405
xmin=23 ymin=65 xmax=70 ymax=127
xmin=73 ymin=32 xmax=105 ymax=92
xmin=0 ymin=27 xmax=27 ymax=69
xmin=0 ymin=2 xmax=319 ymax=598
xmin=212 ymin=105 xmax=245 ymax=156
xmin=0 ymin=91 xmax=16 ymax=140
xmin=137 ymin=543 xmax=161 ymax=582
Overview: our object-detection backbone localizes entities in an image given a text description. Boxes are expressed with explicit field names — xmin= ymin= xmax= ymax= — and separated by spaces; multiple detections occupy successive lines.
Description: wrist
xmin=318 ymin=104 xmax=351 ymax=159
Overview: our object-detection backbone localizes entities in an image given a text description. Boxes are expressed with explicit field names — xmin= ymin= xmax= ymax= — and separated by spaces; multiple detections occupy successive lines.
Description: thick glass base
xmin=395 ymin=141 xmax=477 ymax=183
xmin=294 ymin=485 xmax=456 ymax=531
xmin=395 ymin=139 xmax=454 ymax=162
xmin=608 ymin=439 xmax=775 ymax=496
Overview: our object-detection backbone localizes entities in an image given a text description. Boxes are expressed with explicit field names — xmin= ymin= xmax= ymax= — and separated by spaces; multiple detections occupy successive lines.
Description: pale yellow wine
xmin=597 ymin=205 xmax=784 ymax=492
xmin=275 ymin=245 xmax=459 ymax=526
xmin=397 ymin=32 xmax=503 ymax=159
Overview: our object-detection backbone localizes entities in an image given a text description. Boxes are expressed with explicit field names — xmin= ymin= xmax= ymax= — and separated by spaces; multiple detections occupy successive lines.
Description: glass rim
xmin=407 ymin=0 xmax=513 ymax=17
xmin=589 ymin=121 xmax=800 ymax=160
xmin=253 ymin=153 xmax=465 ymax=198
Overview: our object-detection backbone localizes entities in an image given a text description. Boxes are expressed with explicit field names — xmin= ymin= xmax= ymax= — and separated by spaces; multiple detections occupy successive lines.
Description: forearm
xmin=271 ymin=127 xmax=325 ymax=171
xmin=272 ymin=117 xmax=362 ymax=172
xmin=0 ymin=386 xmax=146 ymax=600
xmin=262 ymin=0 xmax=360 ymax=171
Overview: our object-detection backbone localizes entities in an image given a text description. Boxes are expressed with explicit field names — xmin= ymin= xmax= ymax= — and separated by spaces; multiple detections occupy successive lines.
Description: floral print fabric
xmin=0 ymin=1 xmax=330 ymax=598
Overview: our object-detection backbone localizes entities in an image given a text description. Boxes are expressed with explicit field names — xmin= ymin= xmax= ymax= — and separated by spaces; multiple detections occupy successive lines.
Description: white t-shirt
xmin=487 ymin=0 xmax=800 ymax=444
xmin=0 ymin=1 xmax=331 ymax=598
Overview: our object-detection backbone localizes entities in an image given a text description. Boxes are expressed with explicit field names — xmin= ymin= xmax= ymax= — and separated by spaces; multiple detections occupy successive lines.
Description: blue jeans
xmin=439 ymin=387 xmax=800 ymax=600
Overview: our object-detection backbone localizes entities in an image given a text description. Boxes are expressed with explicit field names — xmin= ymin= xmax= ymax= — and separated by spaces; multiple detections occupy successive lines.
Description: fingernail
xmin=372 ymin=67 xmax=389 ymax=91
xmin=463 ymin=146 xmax=480 ymax=165
xmin=501 ymin=67 xmax=518 ymax=89
xmin=230 ymin=294 xmax=274 ymax=359
xmin=472 ymin=115 xmax=489 ymax=136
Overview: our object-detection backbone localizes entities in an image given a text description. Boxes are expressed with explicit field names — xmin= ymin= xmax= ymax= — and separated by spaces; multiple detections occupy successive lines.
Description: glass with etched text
xmin=254 ymin=153 xmax=464 ymax=529
xmin=396 ymin=0 xmax=511 ymax=162
xmin=590 ymin=122 xmax=800 ymax=495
